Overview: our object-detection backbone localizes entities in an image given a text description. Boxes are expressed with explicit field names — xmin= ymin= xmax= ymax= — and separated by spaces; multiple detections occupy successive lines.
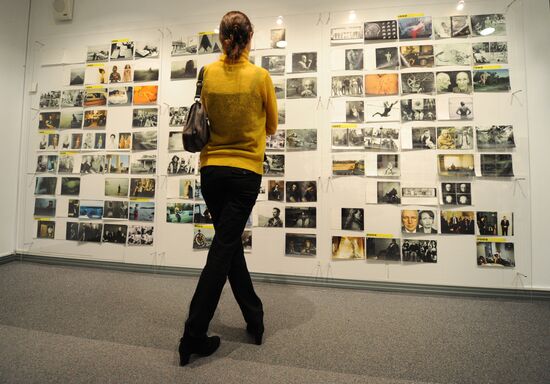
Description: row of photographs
xmin=36 ymin=131 xmax=157 ymax=152
xmin=87 ymin=40 xmax=160 ymax=62
xmin=330 ymin=14 xmax=506 ymax=43
xmin=34 ymin=177 xmax=156 ymax=199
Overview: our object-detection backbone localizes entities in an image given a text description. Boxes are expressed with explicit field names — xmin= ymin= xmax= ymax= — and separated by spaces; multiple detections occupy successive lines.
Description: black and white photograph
xmin=38 ymin=112 xmax=60 ymax=130
xmin=347 ymin=127 xmax=364 ymax=148
xmin=341 ymin=208 xmax=364 ymax=231
xmin=367 ymin=99 xmax=400 ymax=122
xmin=285 ymin=207 xmax=316 ymax=228
xmin=83 ymin=109 xmax=107 ymax=128
xmin=37 ymin=220 xmax=55 ymax=239
xmin=377 ymin=154 xmax=400 ymax=176
xmin=171 ymin=59 xmax=197 ymax=80
xmin=65 ymin=222 xmax=79 ymax=240
xmin=400 ymin=45 xmax=434 ymax=68
xmin=108 ymin=86 xmax=133 ymax=106
xmin=60 ymin=177 xmax=80 ymax=196
xmin=79 ymin=200 xmax=103 ymax=219
xmin=37 ymin=134 xmax=49 ymax=150
xmin=330 ymin=24 xmax=364 ymax=45
xmin=398 ymin=16 xmax=433 ymax=39
xmin=132 ymin=130 xmax=157 ymax=151
xmin=433 ymin=17 xmax=452 ymax=39
xmin=332 ymin=236 xmax=365 ymax=260
xmin=273 ymin=79 xmax=285 ymax=99
xmin=35 ymin=155 xmax=58 ymax=173
xmin=449 ymin=98 xmax=474 ymax=121
xmin=366 ymin=238 xmax=400 ymax=261
xmin=278 ymin=101 xmax=285 ymax=124
xmin=171 ymin=36 xmax=198 ymax=56
xmin=166 ymin=203 xmax=193 ymax=224
xmin=434 ymin=44 xmax=471 ymax=66
xmin=132 ymin=108 xmax=158 ymax=128
xmin=436 ymin=71 xmax=473 ymax=94
xmin=110 ymin=40 xmax=134 ymax=60
xmin=193 ymin=204 xmax=211 ymax=224
xmin=286 ymin=129 xmax=317 ymax=151
xmin=83 ymin=87 xmax=107 ymax=107
xmin=263 ymin=154 xmax=285 ymax=176
xmin=82 ymin=132 xmax=96 ymax=150
xmin=286 ymin=77 xmax=317 ymax=99
xmin=400 ymin=98 xmax=436 ymax=121
xmin=268 ymin=180 xmax=284 ymax=202
xmin=103 ymin=200 xmax=129 ymax=220
xmin=169 ymin=106 xmax=189 ymax=127
xmin=364 ymin=20 xmax=398 ymax=41
xmin=440 ymin=210 xmax=475 ymax=234
xmin=129 ymin=202 xmax=155 ymax=222
xmin=168 ymin=131 xmax=184 ymax=151
xmin=39 ymin=91 xmax=60 ymax=109
xmin=270 ymin=28 xmax=286 ymax=49
xmin=44 ymin=133 xmax=60 ymax=150
xmin=451 ymin=15 xmax=471 ymax=37
xmin=193 ymin=224 xmax=213 ymax=249
xmin=477 ymin=241 xmax=514 ymax=267
xmin=59 ymin=111 xmax=83 ymax=129
xmin=61 ymin=89 xmax=84 ymax=108
xmin=411 ymin=127 xmax=436 ymax=149
xmin=35 ymin=177 xmax=57 ymax=195
xmin=438 ymin=154 xmax=475 ymax=176
xmin=69 ymin=67 xmax=85 ymax=86
xmin=285 ymin=234 xmax=316 ymax=257
xmin=401 ymin=209 xmax=438 ymax=234
xmin=471 ymin=14 xmax=506 ymax=37
xmin=332 ymin=158 xmax=365 ymax=176
xmin=476 ymin=125 xmax=515 ymax=150
xmin=266 ymin=130 xmax=285 ymax=151
xmin=375 ymin=47 xmax=399 ymax=70
xmin=331 ymin=75 xmax=364 ymax=97
xmin=436 ymin=127 xmax=473 ymax=149
xmin=480 ymin=154 xmax=514 ymax=177
xmin=441 ymin=182 xmax=472 ymax=205
xmin=127 ymin=225 xmax=154 ymax=246
xmin=80 ymin=154 xmax=104 ymax=174
xmin=102 ymin=224 xmax=128 ymax=244
xmin=130 ymin=178 xmax=156 ymax=198
xmin=402 ymin=187 xmax=437 ymax=198
xmin=400 ymin=72 xmax=435 ymax=94
xmin=377 ymin=181 xmax=401 ymax=204
xmin=345 ymin=48 xmax=364 ymax=70
xmin=256 ymin=205 xmax=284 ymax=228
xmin=86 ymin=45 xmax=109 ymax=62
xmin=497 ymin=212 xmax=514 ymax=236
xmin=476 ymin=211 xmax=498 ymax=235
xmin=364 ymin=126 xmax=400 ymax=151
xmin=130 ymin=154 xmax=156 ymax=174
xmin=77 ymin=222 xmax=103 ymax=242
xmin=194 ymin=180 xmax=203 ymax=201
xmin=104 ymin=178 xmax=129 ymax=197
xmin=105 ymin=154 xmax=129 ymax=174
xmin=346 ymin=100 xmax=364 ymax=123
xmin=472 ymin=42 xmax=508 ymax=65
xmin=34 ymin=198 xmax=56 ymax=217
xmin=57 ymin=154 xmax=75 ymax=173
xmin=133 ymin=63 xmax=160 ymax=82
xmin=291 ymin=52 xmax=317 ymax=73
xmin=198 ymin=33 xmax=221 ymax=54
xmin=473 ymin=69 xmax=511 ymax=92
xmin=285 ymin=181 xmax=317 ymax=203
xmin=167 ymin=153 xmax=197 ymax=175
xmin=134 ymin=41 xmax=159 ymax=59
xmin=402 ymin=240 xmax=437 ymax=263
xmin=68 ymin=199 xmax=80 ymax=218
xmin=59 ymin=134 xmax=71 ymax=150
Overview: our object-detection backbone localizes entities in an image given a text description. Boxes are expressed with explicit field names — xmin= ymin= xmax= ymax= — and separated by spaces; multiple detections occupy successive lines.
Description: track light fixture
xmin=456 ymin=0 xmax=465 ymax=11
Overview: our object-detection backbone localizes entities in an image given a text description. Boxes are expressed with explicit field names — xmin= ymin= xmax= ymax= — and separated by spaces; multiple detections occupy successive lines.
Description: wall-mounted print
xmin=470 ymin=14 xmax=506 ymax=37
xmin=102 ymin=224 xmax=128 ymax=244
xmin=366 ymin=238 xmax=400 ymax=261
xmin=286 ymin=77 xmax=317 ymax=98
xmin=110 ymin=40 xmax=134 ymax=60
xmin=473 ymin=69 xmax=510 ymax=92
xmin=364 ymin=74 xmax=399 ymax=96
xmin=375 ymin=47 xmax=399 ymax=70
xmin=364 ymin=20 xmax=398 ymax=41
xmin=134 ymin=41 xmax=160 ymax=59
xmin=437 ymin=154 xmax=475 ymax=177
xmin=332 ymin=236 xmax=365 ymax=260
xmin=402 ymin=240 xmax=437 ymax=263
xmin=398 ymin=16 xmax=432 ymax=39
xmin=285 ymin=234 xmax=317 ymax=256
xmin=291 ymin=52 xmax=317 ymax=73
xmin=198 ymin=32 xmax=221 ymax=54
xmin=172 ymin=36 xmax=198 ymax=56
xmin=399 ymin=45 xmax=434 ymax=68
xmin=171 ymin=59 xmax=197 ymax=80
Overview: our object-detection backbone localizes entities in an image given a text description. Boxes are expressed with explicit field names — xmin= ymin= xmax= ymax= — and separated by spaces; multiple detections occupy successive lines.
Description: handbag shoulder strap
xmin=194 ymin=66 xmax=205 ymax=101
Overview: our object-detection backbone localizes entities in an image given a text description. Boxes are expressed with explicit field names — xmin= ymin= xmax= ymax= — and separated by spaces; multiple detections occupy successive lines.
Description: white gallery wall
xmin=15 ymin=0 xmax=550 ymax=289
xmin=0 ymin=0 xmax=30 ymax=256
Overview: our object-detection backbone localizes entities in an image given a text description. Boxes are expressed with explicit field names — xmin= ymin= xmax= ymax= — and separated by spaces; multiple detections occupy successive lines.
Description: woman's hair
xmin=219 ymin=11 xmax=253 ymax=61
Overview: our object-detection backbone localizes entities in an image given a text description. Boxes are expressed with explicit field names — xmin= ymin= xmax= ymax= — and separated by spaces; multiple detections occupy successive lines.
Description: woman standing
xmin=179 ymin=11 xmax=278 ymax=366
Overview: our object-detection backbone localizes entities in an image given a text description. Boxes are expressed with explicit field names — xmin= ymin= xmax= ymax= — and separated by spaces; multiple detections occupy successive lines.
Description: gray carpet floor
xmin=0 ymin=262 xmax=548 ymax=384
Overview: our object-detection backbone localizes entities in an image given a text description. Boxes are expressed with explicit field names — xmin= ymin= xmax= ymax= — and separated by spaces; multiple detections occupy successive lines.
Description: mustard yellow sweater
xmin=200 ymin=49 xmax=278 ymax=175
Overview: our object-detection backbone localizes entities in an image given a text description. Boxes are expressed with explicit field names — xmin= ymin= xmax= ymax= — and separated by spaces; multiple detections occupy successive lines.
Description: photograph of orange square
xmin=133 ymin=85 xmax=158 ymax=105
xmin=364 ymin=74 xmax=399 ymax=96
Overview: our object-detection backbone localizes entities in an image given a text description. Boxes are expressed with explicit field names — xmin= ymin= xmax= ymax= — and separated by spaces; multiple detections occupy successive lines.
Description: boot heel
xmin=179 ymin=350 xmax=191 ymax=366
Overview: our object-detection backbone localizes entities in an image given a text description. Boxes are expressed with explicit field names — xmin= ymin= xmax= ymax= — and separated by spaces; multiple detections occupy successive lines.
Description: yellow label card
xmin=198 ymin=31 xmax=215 ymax=35
xmin=130 ymin=198 xmax=151 ymax=202
xmin=38 ymin=130 xmax=56 ymax=134
xmin=59 ymin=151 xmax=76 ymax=156
xmin=86 ymin=85 xmax=105 ymax=90
xmin=111 ymin=38 xmax=129 ymax=43
xmin=473 ymin=65 xmax=502 ymax=70
xmin=86 ymin=63 xmax=104 ymax=67
xmin=34 ymin=217 xmax=52 ymax=221
xmin=366 ymin=233 xmax=393 ymax=238
xmin=332 ymin=123 xmax=357 ymax=129
xmin=398 ymin=13 xmax=425 ymax=19
xmin=194 ymin=224 xmax=214 ymax=229
xmin=477 ymin=237 xmax=507 ymax=243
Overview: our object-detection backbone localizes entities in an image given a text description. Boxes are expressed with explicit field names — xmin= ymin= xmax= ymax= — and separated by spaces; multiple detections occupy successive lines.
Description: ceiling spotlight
xmin=276 ymin=16 xmax=283 ymax=26
xmin=456 ymin=0 xmax=465 ymax=11
xmin=480 ymin=27 xmax=495 ymax=36
xmin=348 ymin=10 xmax=357 ymax=22
xmin=275 ymin=40 xmax=287 ymax=48
xmin=214 ymin=27 xmax=219 ymax=34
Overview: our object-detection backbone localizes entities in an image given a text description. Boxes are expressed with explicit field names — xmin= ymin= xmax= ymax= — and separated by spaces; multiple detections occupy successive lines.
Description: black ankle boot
xmin=246 ymin=324 xmax=264 ymax=346
xmin=178 ymin=335 xmax=221 ymax=366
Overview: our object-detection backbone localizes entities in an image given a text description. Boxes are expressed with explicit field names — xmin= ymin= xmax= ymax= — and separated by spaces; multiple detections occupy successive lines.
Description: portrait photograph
xmin=291 ymin=52 xmax=317 ymax=73
xmin=256 ymin=204 xmax=284 ymax=228
xmin=169 ymin=106 xmax=189 ymax=127
xmin=80 ymin=155 xmax=104 ymax=174
xmin=171 ymin=59 xmax=197 ymax=80
xmin=129 ymin=177 xmax=156 ymax=198
xmin=346 ymin=101 xmax=364 ymax=123
xmin=57 ymin=154 xmax=75 ymax=173
xmin=399 ymin=45 xmax=434 ymax=68
xmin=167 ymin=153 xmax=197 ymax=175
xmin=401 ymin=72 xmax=435 ymax=94
xmin=364 ymin=20 xmax=398 ymax=41
xmin=286 ymin=77 xmax=317 ymax=99
xmin=411 ymin=127 xmax=436 ymax=150
xmin=285 ymin=234 xmax=317 ymax=257
xmin=106 ymin=63 xmax=131 ymax=84
xmin=375 ymin=47 xmax=399 ymax=70
xmin=364 ymin=74 xmax=398 ymax=96
xmin=345 ymin=48 xmax=364 ymax=70
xmin=436 ymin=71 xmax=473 ymax=94
xmin=35 ymin=155 xmax=58 ymax=173
xmin=398 ymin=16 xmax=433 ymax=39
xmin=267 ymin=180 xmax=284 ymax=202
xmin=401 ymin=209 xmax=438 ymax=234
xmin=285 ymin=207 xmax=316 ymax=229
xmin=341 ymin=208 xmax=364 ymax=231
xmin=133 ymin=85 xmax=158 ymax=105
xmin=476 ymin=211 xmax=498 ymax=235
xmin=331 ymin=75 xmax=364 ymax=97
xmin=448 ymin=97 xmax=474 ymax=121
xmin=451 ymin=15 xmax=471 ymax=37
xmin=332 ymin=236 xmax=365 ymax=260
xmin=477 ymin=242 xmax=514 ymax=267
xmin=132 ymin=131 xmax=158 ymax=151
xmin=66 ymin=222 xmax=79 ymax=240
xmin=366 ymin=238 xmax=400 ymax=261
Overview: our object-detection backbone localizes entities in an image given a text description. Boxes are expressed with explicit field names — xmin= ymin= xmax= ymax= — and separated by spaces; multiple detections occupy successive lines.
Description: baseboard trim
xmin=7 ymin=253 xmax=550 ymax=300
xmin=0 ymin=253 xmax=16 ymax=265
